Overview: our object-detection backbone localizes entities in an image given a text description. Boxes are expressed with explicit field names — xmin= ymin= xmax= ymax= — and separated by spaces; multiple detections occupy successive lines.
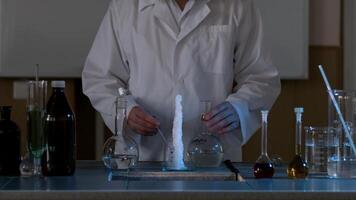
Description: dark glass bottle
xmin=0 ymin=106 xmax=21 ymax=176
xmin=42 ymin=81 xmax=76 ymax=176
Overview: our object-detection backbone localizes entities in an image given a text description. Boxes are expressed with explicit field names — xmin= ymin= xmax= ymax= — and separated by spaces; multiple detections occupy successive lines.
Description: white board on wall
xmin=344 ymin=0 xmax=356 ymax=90
xmin=255 ymin=0 xmax=309 ymax=79
xmin=0 ymin=0 xmax=309 ymax=79
xmin=0 ymin=0 xmax=111 ymax=78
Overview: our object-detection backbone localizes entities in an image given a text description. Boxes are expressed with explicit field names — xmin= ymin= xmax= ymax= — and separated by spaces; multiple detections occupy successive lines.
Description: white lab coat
xmin=82 ymin=0 xmax=281 ymax=161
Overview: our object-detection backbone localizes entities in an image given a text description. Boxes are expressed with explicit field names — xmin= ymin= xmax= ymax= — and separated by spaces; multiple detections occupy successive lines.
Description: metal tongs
xmin=223 ymin=160 xmax=245 ymax=182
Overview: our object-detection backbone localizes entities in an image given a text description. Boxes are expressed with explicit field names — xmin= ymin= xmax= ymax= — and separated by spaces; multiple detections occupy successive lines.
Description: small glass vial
xmin=188 ymin=101 xmax=224 ymax=168
xmin=102 ymin=88 xmax=139 ymax=170
xmin=287 ymin=107 xmax=309 ymax=178
xmin=19 ymin=152 xmax=34 ymax=177
xmin=253 ymin=110 xmax=275 ymax=178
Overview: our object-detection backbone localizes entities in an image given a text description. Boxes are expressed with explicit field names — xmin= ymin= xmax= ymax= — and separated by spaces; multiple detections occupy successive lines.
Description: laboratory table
xmin=1 ymin=161 xmax=356 ymax=200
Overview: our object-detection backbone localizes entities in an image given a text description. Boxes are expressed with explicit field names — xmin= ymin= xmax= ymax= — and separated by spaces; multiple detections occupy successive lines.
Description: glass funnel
xmin=102 ymin=88 xmax=139 ymax=170
xmin=287 ymin=107 xmax=308 ymax=178
xmin=188 ymin=101 xmax=224 ymax=168
xmin=253 ymin=110 xmax=274 ymax=178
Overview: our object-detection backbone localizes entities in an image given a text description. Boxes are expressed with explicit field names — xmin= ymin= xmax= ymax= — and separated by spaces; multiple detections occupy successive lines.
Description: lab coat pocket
xmin=191 ymin=25 xmax=234 ymax=75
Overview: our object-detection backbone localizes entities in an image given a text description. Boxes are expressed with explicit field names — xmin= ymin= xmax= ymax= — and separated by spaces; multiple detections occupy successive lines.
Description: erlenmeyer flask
xmin=188 ymin=101 xmax=224 ymax=168
xmin=253 ymin=110 xmax=274 ymax=178
xmin=102 ymin=88 xmax=139 ymax=170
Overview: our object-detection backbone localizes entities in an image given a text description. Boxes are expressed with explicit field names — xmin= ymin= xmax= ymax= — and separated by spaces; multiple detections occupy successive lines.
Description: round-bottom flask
xmin=187 ymin=101 xmax=224 ymax=168
xmin=102 ymin=88 xmax=139 ymax=170
xmin=102 ymin=135 xmax=138 ymax=170
xmin=188 ymin=134 xmax=223 ymax=168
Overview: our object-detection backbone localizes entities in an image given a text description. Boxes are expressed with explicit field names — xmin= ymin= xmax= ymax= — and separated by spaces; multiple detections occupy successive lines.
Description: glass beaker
xmin=102 ymin=88 xmax=139 ymax=171
xmin=27 ymin=80 xmax=47 ymax=176
xmin=304 ymin=127 xmax=337 ymax=176
xmin=188 ymin=101 xmax=224 ymax=168
xmin=328 ymin=90 xmax=356 ymax=130
xmin=162 ymin=138 xmax=188 ymax=171
xmin=327 ymin=90 xmax=356 ymax=178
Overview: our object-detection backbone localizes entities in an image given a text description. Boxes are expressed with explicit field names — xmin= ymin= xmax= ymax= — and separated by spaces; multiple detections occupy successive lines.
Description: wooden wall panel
xmin=75 ymin=80 xmax=96 ymax=160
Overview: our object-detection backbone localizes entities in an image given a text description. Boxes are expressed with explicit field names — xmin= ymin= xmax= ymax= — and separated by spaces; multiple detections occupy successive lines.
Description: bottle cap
xmin=51 ymin=81 xmax=65 ymax=88
xmin=294 ymin=107 xmax=304 ymax=113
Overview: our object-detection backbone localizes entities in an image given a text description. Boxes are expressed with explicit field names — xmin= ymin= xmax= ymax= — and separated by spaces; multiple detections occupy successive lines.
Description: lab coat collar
xmin=139 ymin=0 xmax=212 ymax=11
xmin=138 ymin=0 xmax=156 ymax=11
xmin=139 ymin=0 xmax=180 ymax=36
xmin=145 ymin=0 xmax=211 ymax=41
xmin=178 ymin=0 xmax=211 ymax=41
xmin=152 ymin=0 xmax=180 ymax=38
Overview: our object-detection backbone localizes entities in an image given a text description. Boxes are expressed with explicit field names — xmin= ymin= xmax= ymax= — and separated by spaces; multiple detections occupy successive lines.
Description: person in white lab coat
xmin=82 ymin=0 xmax=281 ymax=161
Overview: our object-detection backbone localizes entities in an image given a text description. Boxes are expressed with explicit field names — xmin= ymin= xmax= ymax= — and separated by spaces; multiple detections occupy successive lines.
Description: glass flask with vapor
xmin=102 ymin=88 xmax=139 ymax=170
xmin=188 ymin=101 xmax=224 ymax=168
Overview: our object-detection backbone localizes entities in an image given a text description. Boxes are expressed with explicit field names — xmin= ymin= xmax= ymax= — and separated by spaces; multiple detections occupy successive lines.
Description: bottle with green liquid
xmin=28 ymin=105 xmax=45 ymax=158
xmin=27 ymin=80 xmax=47 ymax=176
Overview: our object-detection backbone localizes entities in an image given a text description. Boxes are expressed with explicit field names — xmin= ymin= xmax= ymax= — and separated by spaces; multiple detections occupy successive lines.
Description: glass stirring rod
xmin=157 ymin=128 xmax=173 ymax=150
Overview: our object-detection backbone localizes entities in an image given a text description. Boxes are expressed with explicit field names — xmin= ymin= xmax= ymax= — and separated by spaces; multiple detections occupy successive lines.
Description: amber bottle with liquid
xmin=287 ymin=107 xmax=308 ymax=178
xmin=42 ymin=81 xmax=76 ymax=176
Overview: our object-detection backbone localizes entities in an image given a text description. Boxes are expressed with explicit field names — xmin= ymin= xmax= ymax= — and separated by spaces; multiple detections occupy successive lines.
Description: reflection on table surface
xmin=0 ymin=161 xmax=355 ymax=192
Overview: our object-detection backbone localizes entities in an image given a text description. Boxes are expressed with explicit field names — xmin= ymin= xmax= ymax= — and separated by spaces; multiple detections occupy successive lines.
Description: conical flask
xmin=188 ymin=101 xmax=224 ymax=168
xmin=102 ymin=88 xmax=139 ymax=170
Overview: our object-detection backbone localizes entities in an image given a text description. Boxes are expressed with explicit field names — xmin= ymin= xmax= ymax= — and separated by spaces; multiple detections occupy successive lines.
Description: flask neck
xmin=201 ymin=116 xmax=210 ymax=135
xmin=115 ymin=97 xmax=127 ymax=136
xmin=261 ymin=110 xmax=269 ymax=156
xmin=295 ymin=112 xmax=303 ymax=155
xmin=0 ymin=107 xmax=12 ymax=121
xmin=200 ymin=101 xmax=212 ymax=135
